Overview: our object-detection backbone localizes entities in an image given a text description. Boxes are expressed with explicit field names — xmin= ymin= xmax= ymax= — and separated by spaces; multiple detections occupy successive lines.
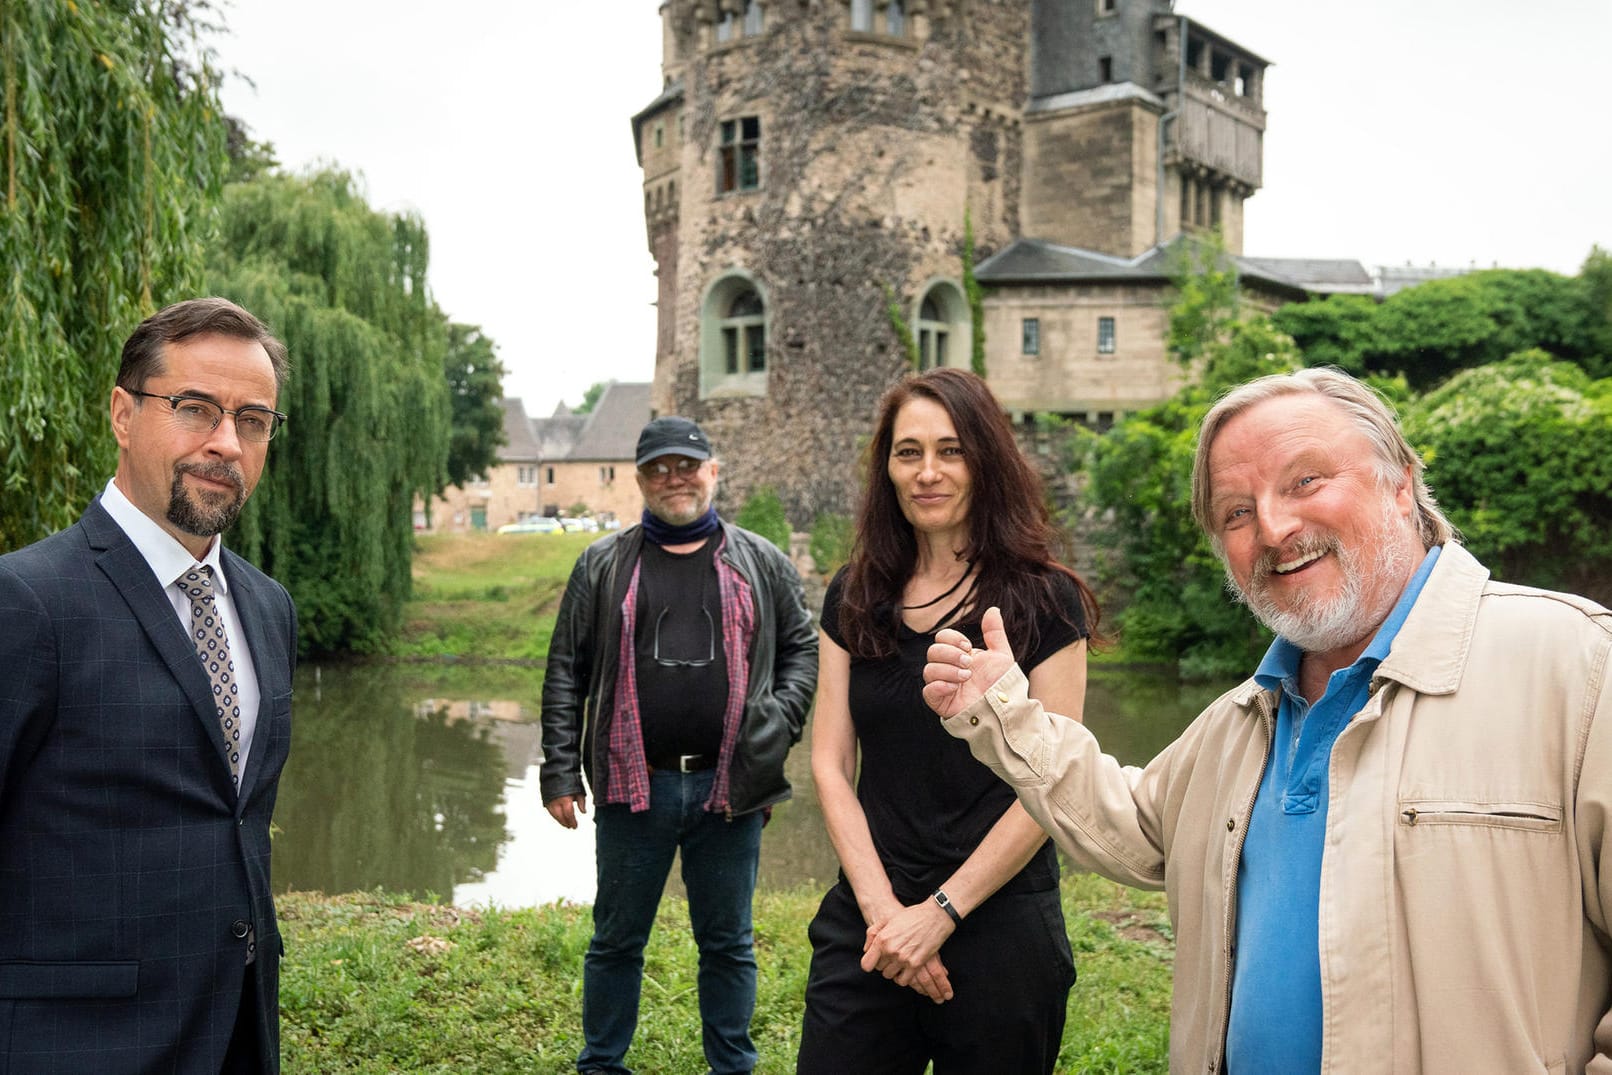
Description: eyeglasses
xmin=639 ymin=458 xmax=704 ymax=483
xmin=652 ymin=606 xmax=715 ymax=668
xmin=129 ymin=391 xmax=287 ymax=443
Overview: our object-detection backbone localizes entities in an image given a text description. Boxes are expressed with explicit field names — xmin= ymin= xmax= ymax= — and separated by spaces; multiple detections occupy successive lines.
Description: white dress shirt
xmin=100 ymin=478 xmax=261 ymax=785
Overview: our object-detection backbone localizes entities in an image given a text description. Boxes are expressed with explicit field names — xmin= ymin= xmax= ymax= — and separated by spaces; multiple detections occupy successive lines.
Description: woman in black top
xmin=797 ymin=369 xmax=1100 ymax=1074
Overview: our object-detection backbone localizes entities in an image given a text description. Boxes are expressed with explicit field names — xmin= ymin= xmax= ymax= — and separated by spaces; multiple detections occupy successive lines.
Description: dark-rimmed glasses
xmin=653 ymin=606 xmax=715 ymax=668
xmin=129 ymin=391 xmax=287 ymax=443
xmin=639 ymin=458 xmax=704 ymax=483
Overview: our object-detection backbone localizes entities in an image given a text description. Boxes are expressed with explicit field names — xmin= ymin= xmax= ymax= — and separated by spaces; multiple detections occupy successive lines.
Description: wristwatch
xmin=931 ymin=888 xmax=962 ymax=926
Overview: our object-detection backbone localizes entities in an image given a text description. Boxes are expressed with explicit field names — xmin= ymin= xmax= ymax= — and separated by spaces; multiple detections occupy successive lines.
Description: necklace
xmin=901 ymin=563 xmax=974 ymax=610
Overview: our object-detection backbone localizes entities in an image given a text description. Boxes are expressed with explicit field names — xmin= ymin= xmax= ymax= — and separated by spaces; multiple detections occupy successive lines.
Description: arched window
xmin=914 ymin=281 xmax=968 ymax=372
xmin=851 ymin=0 xmax=873 ymax=31
xmin=700 ymin=273 xmax=771 ymax=398
xmin=723 ymin=289 xmax=766 ymax=374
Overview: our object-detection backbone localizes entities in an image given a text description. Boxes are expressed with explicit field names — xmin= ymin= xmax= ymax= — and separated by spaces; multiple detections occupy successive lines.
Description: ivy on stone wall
xmin=883 ymin=283 xmax=921 ymax=369
xmin=963 ymin=208 xmax=987 ymax=376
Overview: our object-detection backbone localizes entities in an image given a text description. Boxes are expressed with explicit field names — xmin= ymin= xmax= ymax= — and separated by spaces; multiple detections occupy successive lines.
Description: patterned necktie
xmin=178 ymin=565 xmax=242 ymax=789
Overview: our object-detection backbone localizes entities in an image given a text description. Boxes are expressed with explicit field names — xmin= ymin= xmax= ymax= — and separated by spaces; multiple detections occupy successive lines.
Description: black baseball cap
xmin=635 ymin=416 xmax=712 ymax=466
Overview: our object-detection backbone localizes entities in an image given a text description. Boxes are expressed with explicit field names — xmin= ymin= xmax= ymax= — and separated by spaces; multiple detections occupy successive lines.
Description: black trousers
xmin=796 ymin=879 xmax=1076 ymax=1075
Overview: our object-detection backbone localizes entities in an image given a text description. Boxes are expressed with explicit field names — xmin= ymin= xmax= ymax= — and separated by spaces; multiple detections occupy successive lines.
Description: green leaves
xmin=1404 ymin=352 xmax=1612 ymax=598
xmin=1273 ymin=265 xmax=1609 ymax=388
xmin=210 ymin=169 xmax=455 ymax=655
xmin=1 ymin=0 xmax=228 ymax=550
xmin=735 ymin=485 xmax=791 ymax=553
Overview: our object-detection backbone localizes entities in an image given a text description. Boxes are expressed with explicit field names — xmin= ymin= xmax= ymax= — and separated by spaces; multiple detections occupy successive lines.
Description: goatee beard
xmin=167 ymin=462 xmax=246 ymax=537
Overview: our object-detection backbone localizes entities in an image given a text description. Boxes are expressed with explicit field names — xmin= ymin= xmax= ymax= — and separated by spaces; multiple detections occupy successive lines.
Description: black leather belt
xmin=648 ymin=753 xmax=716 ymax=773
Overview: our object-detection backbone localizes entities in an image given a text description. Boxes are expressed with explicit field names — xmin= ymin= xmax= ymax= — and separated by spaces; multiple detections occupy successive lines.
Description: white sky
xmin=214 ymin=1 xmax=1612 ymax=419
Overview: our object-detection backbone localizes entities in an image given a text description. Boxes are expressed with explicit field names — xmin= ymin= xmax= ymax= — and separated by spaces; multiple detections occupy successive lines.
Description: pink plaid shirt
xmin=604 ymin=533 xmax=756 ymax=813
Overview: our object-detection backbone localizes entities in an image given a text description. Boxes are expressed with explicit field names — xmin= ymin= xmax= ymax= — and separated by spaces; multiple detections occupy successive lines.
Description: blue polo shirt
xmin=1224 ymin=546 xmax=1440 ymax=1074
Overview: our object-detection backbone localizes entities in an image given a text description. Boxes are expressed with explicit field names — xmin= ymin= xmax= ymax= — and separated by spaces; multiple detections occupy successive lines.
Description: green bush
xmin=736 ymin=486 xmax=792 ymax=553
xmin=808 ymin=513 xmax=854 ymax=577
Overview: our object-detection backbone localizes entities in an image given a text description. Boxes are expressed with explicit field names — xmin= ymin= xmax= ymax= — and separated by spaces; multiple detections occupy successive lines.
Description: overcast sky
xmin=214 ymin=0 xmax=1612 ymax=419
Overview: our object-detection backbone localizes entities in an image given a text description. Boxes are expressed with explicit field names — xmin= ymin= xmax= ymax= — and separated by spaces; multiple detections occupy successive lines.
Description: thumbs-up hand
xmin=922 ymin=606 xmax=1017 ymax=719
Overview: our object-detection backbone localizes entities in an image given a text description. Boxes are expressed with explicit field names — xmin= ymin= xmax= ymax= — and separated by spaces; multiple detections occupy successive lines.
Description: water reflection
xmin=273 ymin=665 xmax=510 ymax=900
xmin=273 ymin=662 xmax=1231 ymax=909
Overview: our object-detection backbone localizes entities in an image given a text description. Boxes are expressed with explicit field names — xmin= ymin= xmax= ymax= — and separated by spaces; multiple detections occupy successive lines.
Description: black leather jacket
xmin=539 ymin=521 xmax=818 ymax=817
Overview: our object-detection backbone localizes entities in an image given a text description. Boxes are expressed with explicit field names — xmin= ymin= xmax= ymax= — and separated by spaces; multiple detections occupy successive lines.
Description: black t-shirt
xmin=821 ymin=568 xmax=1088 ymax=902
xmin=634 ymin=540 xmax=729 ymax=760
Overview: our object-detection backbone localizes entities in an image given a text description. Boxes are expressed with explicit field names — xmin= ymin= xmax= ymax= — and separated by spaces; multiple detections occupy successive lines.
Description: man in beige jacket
xmin=924 ymin=368 xmax=1612 ymax=1074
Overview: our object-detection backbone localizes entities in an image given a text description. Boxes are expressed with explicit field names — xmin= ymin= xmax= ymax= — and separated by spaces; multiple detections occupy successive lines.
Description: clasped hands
xmin=860 ymin=897 xmax=956 ymax=1004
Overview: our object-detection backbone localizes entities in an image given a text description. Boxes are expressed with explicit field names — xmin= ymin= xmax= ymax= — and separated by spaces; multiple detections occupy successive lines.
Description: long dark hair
xmin=838 ymin=368 xmax=1101 ymax=659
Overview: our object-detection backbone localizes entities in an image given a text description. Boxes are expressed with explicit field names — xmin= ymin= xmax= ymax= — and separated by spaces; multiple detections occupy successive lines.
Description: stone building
xmin=415 ymin=384 xmax=651 ymax=532
xmin=532 ymin=382 xmax=653 ymax=524
xmin=634 ymin=0 xmax=1365 ymax=523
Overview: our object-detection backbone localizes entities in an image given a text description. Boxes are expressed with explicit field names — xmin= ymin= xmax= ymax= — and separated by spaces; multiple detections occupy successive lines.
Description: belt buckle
xmin=678 ymin=754 xmax=699 ymax=772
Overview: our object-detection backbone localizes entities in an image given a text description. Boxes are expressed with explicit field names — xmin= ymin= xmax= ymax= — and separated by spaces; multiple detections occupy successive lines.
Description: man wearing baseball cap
xmin=540 ymin=416 xmax=818 ymax=1075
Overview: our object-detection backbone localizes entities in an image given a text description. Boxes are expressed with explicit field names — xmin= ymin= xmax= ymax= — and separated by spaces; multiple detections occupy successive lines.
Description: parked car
xmin=558 ymin=516 xmax=599 ymax=533
xmin=496 ymin=517 xmax=562 ymax=535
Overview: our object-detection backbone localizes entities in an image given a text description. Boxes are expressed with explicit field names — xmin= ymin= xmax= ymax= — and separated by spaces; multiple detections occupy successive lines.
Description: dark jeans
xmin=579 ymin=768 xmax=763 ymax=1075
xmin=796 ymin=878 xmax=1075 ymax=1075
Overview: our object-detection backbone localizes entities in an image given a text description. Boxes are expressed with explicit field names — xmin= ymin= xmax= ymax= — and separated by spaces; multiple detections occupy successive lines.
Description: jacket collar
xmin=1372 ymin=542 xmax=1488 ymax=697
xmin=1223 ymin=543 xmax=1489 ymax=713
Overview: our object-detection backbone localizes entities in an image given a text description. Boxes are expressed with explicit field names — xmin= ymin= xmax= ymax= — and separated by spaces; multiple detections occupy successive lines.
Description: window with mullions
xmin=701 ymin=273 xmax=770 ymax=398
xmin=1022 ymin=318 xmax=1041 ymax=356
xmin=917 ymin=294 xmax=949 ymax=371
xmin=718 ymin=117 xmax=760 ymax=193
xmin=717 ymin=1 xmax=765 ymax=42
xmin=851 ymin=0 xmax=906 ymax=35
xmin=1097 ymin=316 xmax=1117 ymax=354
xmin=722 ymin=289 xmax=767 ymax=374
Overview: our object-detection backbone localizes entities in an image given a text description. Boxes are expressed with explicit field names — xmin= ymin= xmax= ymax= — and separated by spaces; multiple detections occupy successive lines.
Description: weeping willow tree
xmin=0 ymin=0 xmax=229 ymax=550
xmin=209 ymin=169 xmax=450 ymax=655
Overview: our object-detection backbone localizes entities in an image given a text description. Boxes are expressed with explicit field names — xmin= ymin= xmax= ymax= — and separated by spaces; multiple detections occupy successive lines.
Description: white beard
xmin=1229 ymin=494 xmax=1416 ymax=655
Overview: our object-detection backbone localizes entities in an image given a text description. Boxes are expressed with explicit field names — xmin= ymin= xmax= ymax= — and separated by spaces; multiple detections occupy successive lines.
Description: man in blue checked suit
xmin=0 ymin=298 xmax=297 ymax=1074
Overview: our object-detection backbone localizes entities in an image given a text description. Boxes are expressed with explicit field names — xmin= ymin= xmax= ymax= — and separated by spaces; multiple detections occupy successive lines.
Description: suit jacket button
xmin=232 ymin=920 xmax=251 ymax=939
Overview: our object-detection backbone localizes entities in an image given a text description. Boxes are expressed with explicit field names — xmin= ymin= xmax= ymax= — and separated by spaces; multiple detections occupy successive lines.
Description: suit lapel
xmin=83 ymin=503 xmax=240 ymax=788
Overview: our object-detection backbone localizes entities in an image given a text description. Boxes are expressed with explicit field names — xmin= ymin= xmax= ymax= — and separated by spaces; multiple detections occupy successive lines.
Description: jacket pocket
xmin=1397 ymin=797 xmax=1563 ymax=834
xmin=0 ymin=960 xmax=139 ymax=999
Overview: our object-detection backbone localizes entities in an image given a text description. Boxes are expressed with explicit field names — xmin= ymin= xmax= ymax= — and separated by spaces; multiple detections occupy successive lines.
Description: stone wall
xmin=540 ymin=461 xmax=642 ymax=525
xmin=417 ymin=462 xmax=542 ymax=533
xmin=1022 ymin=95 xmax=1161 ymax=256
xmin=650 ymin=0 xmax=1031 ymax=526
xmin=985 ymin=281 xmax=1183 ymax=417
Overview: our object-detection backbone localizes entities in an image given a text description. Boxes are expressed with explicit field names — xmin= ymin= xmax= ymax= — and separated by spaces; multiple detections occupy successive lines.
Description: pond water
xmin=271 ymin=662 xmax=1235 ymax=909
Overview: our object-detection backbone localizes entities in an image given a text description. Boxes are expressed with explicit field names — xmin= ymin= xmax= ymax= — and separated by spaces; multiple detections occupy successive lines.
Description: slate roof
xmin=976 ymin=237 xmax=1371 ymax=298
xmin=566 ymin=382 xmax=652 ymax=462
xmin=498 ymin=398 xmax=541 ymax=461
xmin=530 ymin=411 xmax=586 ymax=462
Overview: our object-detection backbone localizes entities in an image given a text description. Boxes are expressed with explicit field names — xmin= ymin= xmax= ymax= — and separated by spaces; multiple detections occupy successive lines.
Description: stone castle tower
xmin=633 ymin=0 xmax=1270 ymax=524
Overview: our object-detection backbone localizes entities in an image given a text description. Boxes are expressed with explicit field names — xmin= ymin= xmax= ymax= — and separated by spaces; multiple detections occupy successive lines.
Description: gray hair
xmin=1190 ymin=367 xmax=1457 ymax=549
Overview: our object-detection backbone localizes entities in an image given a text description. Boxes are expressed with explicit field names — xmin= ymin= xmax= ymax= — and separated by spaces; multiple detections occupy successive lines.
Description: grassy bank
xmin=279 ymin=875 xmax=1171 ymax=1073
xmin=279 ymin=530 xmax=1176 ymax=1071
